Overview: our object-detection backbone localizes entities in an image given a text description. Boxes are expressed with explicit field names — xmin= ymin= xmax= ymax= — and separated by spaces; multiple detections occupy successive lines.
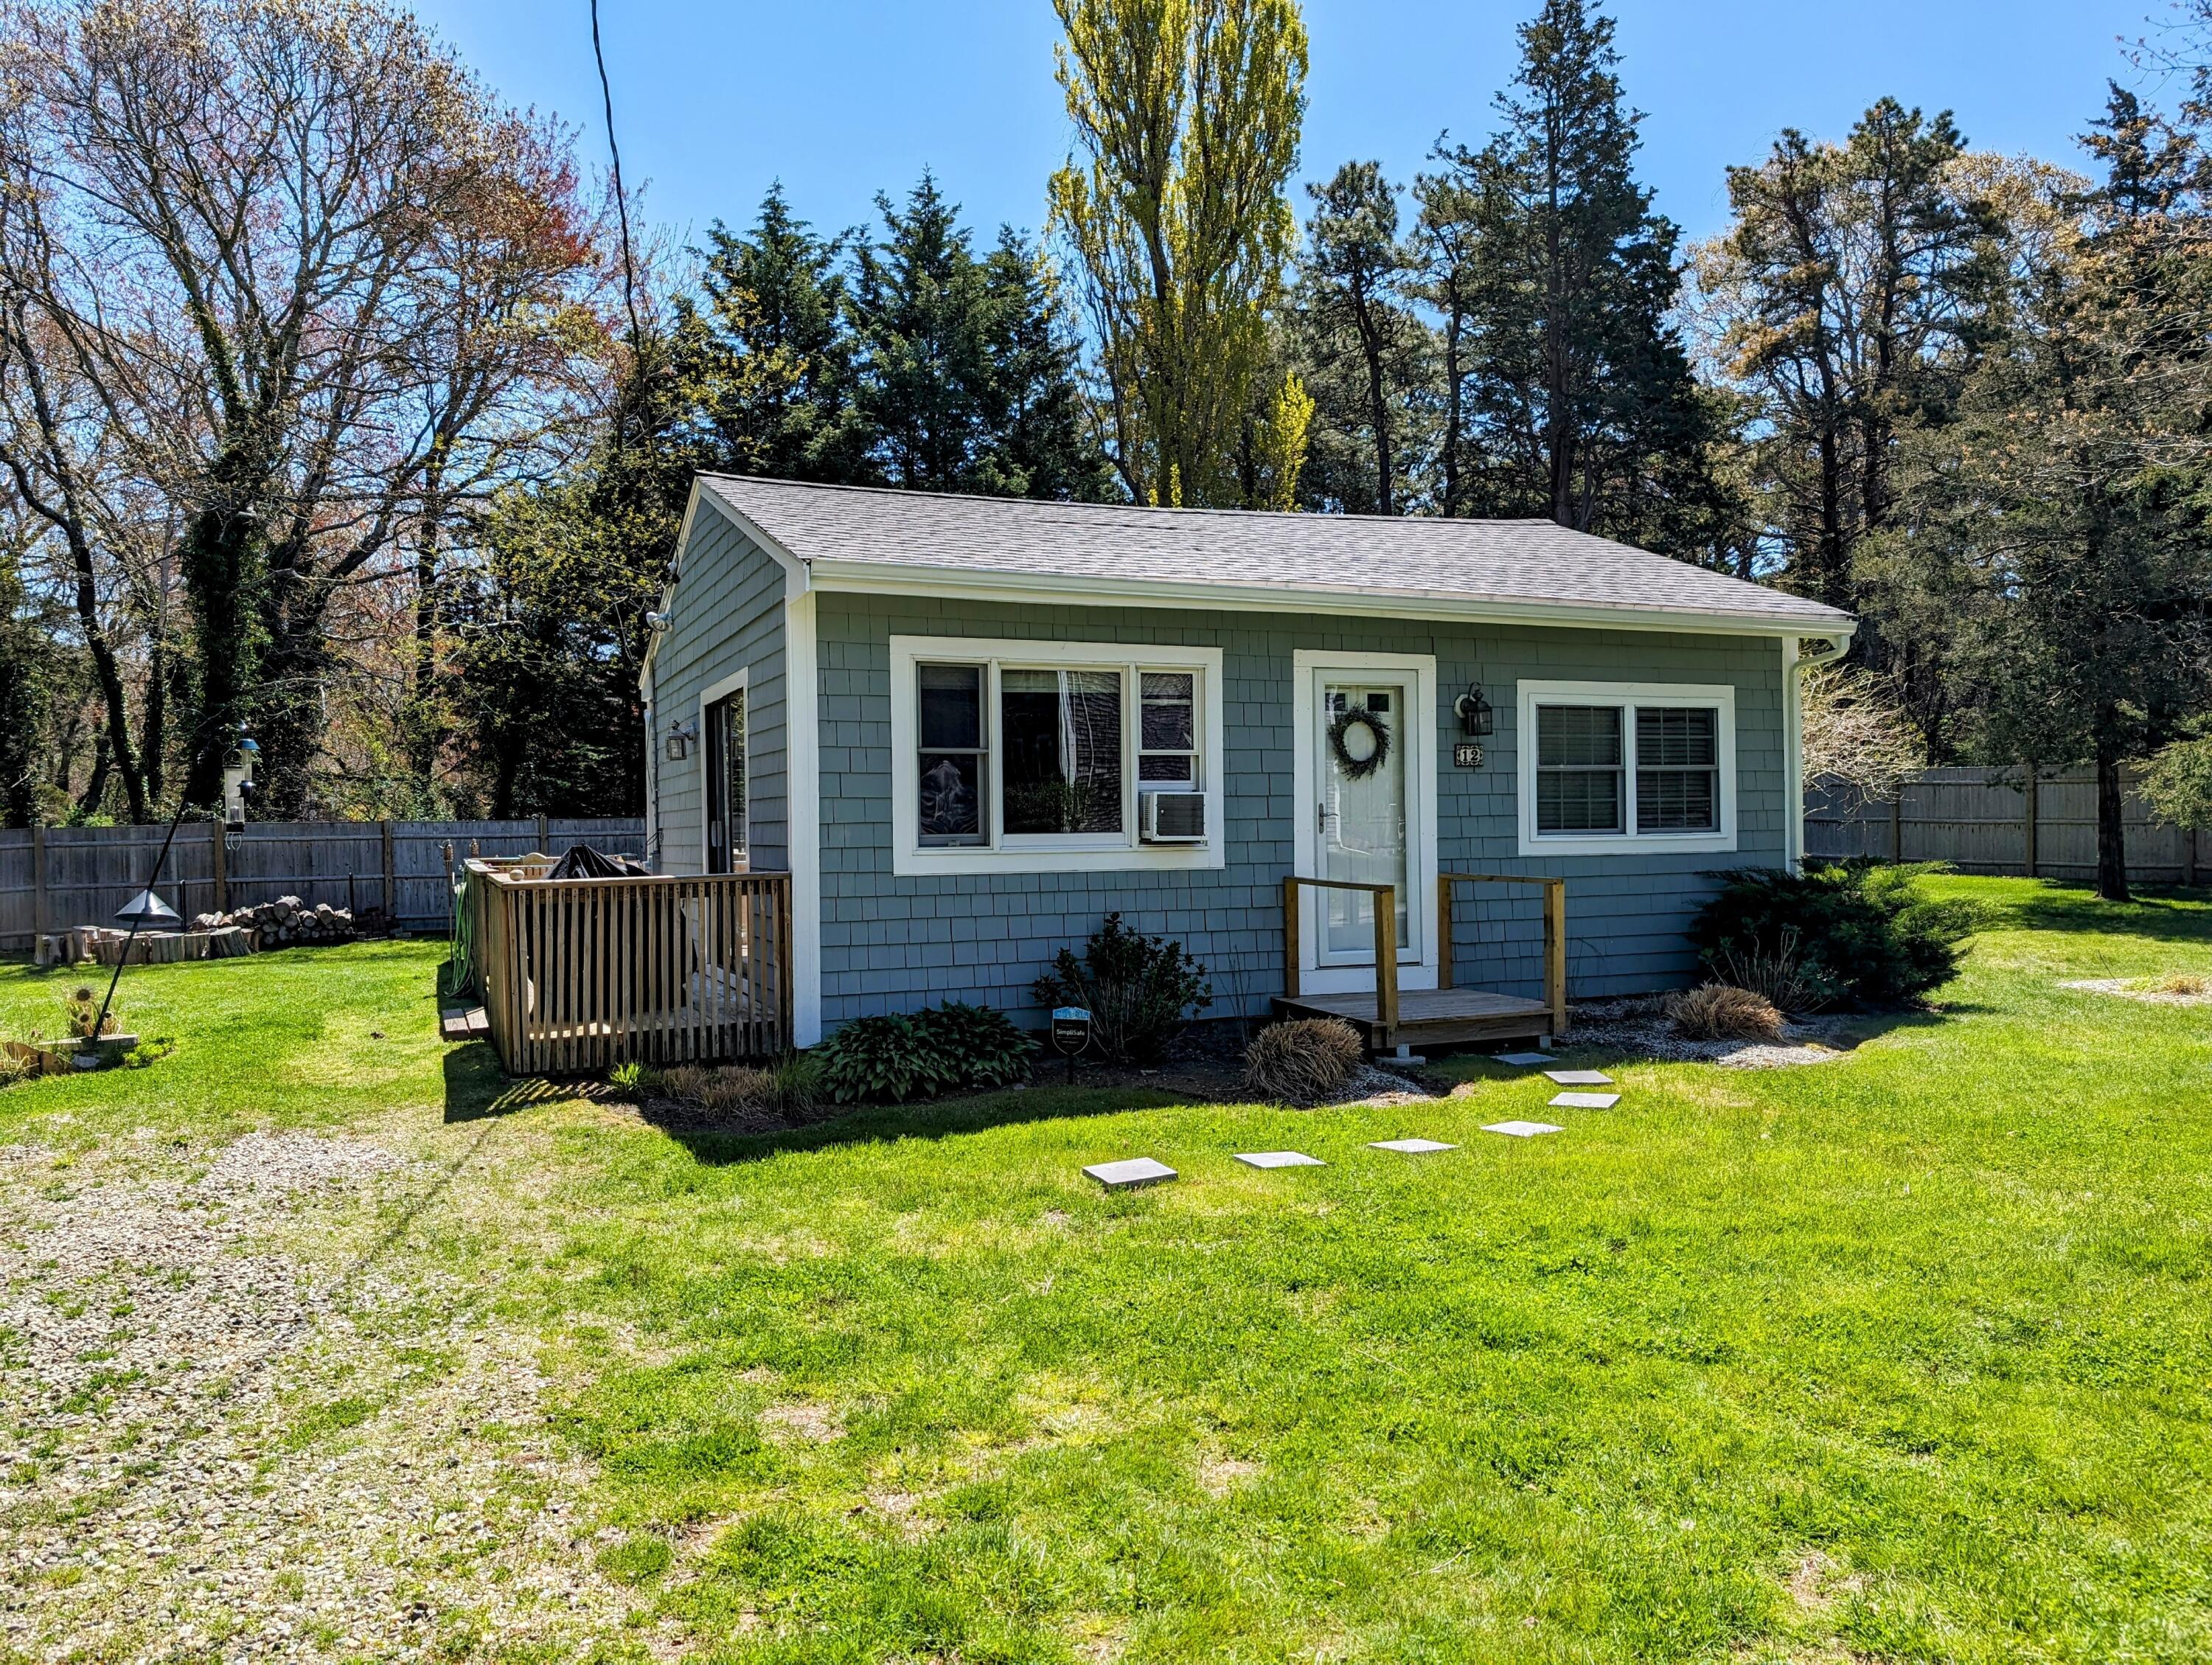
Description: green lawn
xmin=4 ymin=876 xmax=2212 ymax=1664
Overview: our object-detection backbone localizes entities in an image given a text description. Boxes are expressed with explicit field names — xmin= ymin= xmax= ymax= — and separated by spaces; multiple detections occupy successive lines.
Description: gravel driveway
xmin=0 ymin=1128 xmax=653 ymax=1662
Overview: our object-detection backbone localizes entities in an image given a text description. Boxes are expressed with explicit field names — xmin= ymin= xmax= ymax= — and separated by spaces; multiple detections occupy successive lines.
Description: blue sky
xmin=417 ymin=0 xmax=2169 ymax=254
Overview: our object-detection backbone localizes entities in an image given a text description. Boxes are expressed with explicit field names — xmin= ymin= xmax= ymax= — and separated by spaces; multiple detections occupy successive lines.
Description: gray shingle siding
xmin=814 ymin=591 xmax=1787 ymax=1029
xmin=648 ymin=512 xmax=788 ymax=876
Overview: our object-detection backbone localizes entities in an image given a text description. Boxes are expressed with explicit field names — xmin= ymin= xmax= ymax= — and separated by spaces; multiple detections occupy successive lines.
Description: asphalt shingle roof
xmin=696 ymin=475 xmax=1851 ymax=632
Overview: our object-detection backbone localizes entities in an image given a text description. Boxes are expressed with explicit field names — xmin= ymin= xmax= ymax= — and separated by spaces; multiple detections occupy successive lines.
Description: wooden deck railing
xmin=464 ymin=860 xmax=792 ymax=1075
xmin=1281 ymin=876 xmax=1401 ymax=1032
xmin=1437 ymin=872 xmax=1568 ymax=1040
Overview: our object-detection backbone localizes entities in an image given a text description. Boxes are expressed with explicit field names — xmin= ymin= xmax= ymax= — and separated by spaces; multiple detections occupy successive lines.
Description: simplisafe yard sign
xmin=1051 ymin=1006 xmax=1092 ymax=1083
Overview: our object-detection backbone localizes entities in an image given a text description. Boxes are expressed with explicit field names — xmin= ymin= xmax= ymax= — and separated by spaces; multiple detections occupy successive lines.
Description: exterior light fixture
xmin=1453 ymin=684 xmax=1494 ymax=737
xmin=665 ymin=717 xmax=698 ymax=761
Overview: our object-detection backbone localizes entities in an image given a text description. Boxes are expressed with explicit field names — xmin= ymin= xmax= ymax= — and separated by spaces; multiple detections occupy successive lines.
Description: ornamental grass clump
xmin=1031 ymin=913 xmax=1212 ymax=1065
xmin=1665 ymin=984 xmax=1786 ymax=1043
xmin=1242 ymin=1018 xmax=1363 ymax=1106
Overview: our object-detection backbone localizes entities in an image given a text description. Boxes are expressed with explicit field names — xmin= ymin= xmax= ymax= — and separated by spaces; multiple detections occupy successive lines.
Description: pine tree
xmin=1419 ymin=0 xmax=1719 ymax=549
xmin=1295 ymin=161 xmax=1428 ymax=515
xmin=675 ymin=185 xmax=869 ymax=483
xmin=849 ymin=176 xmax=1113 ymax=498
xmin=1879 ymin=90 xmax=2212 ymax=900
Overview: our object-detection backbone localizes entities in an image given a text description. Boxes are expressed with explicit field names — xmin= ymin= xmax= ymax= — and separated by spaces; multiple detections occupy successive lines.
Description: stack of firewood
xmin=192 ymin=895 xmax=356 ymax=949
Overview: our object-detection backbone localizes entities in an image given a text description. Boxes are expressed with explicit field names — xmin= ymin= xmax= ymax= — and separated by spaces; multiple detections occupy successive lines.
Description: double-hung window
xmin=1517 ymin=681 xmax=1737 ymax=855
xmin=893 ymin=636 xmax=1223 ymax=875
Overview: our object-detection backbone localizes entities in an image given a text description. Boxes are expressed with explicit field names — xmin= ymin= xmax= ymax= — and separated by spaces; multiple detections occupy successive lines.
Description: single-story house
xmin=640 ymin=475 xmax=1855 ymax=1050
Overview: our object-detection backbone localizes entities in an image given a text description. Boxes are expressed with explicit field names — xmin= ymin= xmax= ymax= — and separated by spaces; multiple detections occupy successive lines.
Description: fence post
xmin=30 ymin=824 xmax=45 ymax=940
xmin=2023 ymin=765 xmax=2038 ymax=879
xmin=209 ymin=821 xmax=227 ymax=914
xmin=536 ymin=813 xmax=549 ymax=854
xmin=1891 ymin=790 xmax=1904 ymax=862
xmin=2190 ymin=826 xmax=2200 ymax=889
xmin=381 ymin=820 xmax=396 ymax=922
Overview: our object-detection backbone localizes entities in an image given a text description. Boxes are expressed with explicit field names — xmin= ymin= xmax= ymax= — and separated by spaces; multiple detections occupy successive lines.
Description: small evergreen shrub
xmin=815 ymin=1002 xmax=1034 ymax=1105
xmin=1692 ymin=861 xmax=1975 ymax=1007
xmin=1242 ymin=1018 xmax=1363 ymax=1105
xmin=1030 ymin=914 xmax=1212 ymax=1065
xmin=1665 ymin=984 xmax=1785 ymax=1042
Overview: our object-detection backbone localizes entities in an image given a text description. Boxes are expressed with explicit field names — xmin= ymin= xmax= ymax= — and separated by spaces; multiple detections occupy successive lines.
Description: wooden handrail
xmin=1281 ymin=875 xmax=1398 ymax=1043
xmin=1436 ymin=872 xmax=1568 ymax=1042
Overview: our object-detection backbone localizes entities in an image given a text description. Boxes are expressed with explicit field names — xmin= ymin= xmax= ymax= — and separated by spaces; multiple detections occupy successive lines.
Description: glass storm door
xmin=1316 ymin=675 xmax=1414 ymax=964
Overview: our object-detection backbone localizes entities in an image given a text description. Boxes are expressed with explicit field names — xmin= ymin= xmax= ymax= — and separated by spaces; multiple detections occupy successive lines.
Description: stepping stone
xmin=1495 ymin=1051 xmax=1556 ymax=1067
xmin=1368 ymin=1138 xmax=1458 ymax=1154
xmin=1544 ymin=1068 xmax=1613 ymax=1085
xmin=1084 ymin=1157 xmax=1177 ymax=1190
xmin=1549 ymin=1091 xmax=1620 ymax=1110
xmin=1235 ymin=1150 xmax=1325 ymax=1169
xmin=1484 ymin=1120 xmax=1564 ymax=1138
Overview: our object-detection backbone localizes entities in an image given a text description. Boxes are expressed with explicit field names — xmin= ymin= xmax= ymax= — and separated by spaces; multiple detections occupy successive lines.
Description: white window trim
xmin=889 ymin=634 xmax=1225 ymax=877
xmin=1517 ymin=679 xmax=1738 ymax=857
xmin=698 ymin=667 xmax=749 ymax=875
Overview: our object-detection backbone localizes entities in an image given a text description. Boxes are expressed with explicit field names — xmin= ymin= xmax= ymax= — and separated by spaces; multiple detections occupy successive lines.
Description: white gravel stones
xmin=0 ymin=1129 xmax=642 ymax=1661
xmin=1549 ymin=1091 xmax=1621 ymax=1110
xmin=1368 ymin=1138 xmax=1456 ymax=1154
xmin=1084 ymin=1157 xmax=1177 ymax=1190
xmin=1483 ymin=1121 xmax=1564 ymax=1138
xmin=1234 ymin=1151 xmax=1325 ymax=1169
xmin=1543 ymin=1068 xmax=1613 ymax=1086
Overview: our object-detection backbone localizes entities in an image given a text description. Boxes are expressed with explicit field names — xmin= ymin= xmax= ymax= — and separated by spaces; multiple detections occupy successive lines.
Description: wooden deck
xmin=1278 ymin=871 xmax=1568 ymax=1054
xmin=1273 ymin=987 xmax=1554 ymax=1050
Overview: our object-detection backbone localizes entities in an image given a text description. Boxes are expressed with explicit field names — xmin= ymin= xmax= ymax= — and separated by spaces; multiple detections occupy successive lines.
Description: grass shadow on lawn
xmin=1970 ymin=880 xmax=2212 ymax=944
xmin=640 ymin=1080 xmax=1193 ymax=1168
xmin=440 ymin=1042 xmax=582 ymax=1124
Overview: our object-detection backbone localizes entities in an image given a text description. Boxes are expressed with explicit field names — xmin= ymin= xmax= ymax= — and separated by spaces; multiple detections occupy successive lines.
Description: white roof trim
xmin=806 ymin=557 xmax=1851 ymax=641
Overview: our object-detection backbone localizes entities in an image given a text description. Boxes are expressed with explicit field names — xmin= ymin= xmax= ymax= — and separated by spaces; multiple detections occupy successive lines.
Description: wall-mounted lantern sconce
xmin=1453 ymin=684 xmax=1494 ymax=737
xmin=665 ymin=717 xmax=698 ymax=761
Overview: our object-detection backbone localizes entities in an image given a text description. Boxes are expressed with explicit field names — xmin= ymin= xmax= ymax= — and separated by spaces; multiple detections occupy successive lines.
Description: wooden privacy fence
xmin=1806 ymin=768 xmax=2208 ymax=885
xmin=0 ymin=816 xmax=644 ymax=953
xmin=465 ymin=859 xmax=791 ymax=1074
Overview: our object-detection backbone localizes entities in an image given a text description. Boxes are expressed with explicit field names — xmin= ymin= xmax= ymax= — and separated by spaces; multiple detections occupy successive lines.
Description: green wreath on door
xmin=1327 ymin=705 xmax=1393 ymax=781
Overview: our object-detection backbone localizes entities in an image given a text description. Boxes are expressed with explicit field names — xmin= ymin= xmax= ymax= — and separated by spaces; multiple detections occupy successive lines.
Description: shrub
xmin=1704 ymin=927 xmax=1848 ymax=1015
xmin=1665 ymin=984 xmax=1785 ymax=1042
xmin=1692 ymin=861 xmax=1975 ymax=1007
xmin=1030 ymin=914 xmax=1212 ymax=1065
xmin=119 ymin=1036 xmax=175 ymax=1069
xmin=1242 ymin=1018 xmax=1363 ymax=1105
xmin=814 ymin=1002 xmax=1034 ymax=1105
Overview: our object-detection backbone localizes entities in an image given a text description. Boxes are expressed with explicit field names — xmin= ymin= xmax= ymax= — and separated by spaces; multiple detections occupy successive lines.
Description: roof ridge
xmin=700 ymin=471 xmax=1554 ymax=532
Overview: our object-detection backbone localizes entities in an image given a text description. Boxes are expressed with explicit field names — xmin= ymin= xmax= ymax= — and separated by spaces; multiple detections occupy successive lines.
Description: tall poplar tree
xmin=1048 ymin=0 xmax=1312 ymax=507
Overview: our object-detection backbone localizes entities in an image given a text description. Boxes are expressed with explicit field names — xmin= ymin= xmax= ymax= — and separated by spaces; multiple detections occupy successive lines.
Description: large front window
xmin=892 ymin=636 xmax=1223 ymax=875
xmin=1517 ymin=681 xmax=1738 ymax=855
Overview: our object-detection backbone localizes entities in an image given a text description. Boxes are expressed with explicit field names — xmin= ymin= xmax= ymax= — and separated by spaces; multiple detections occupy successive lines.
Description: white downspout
xmin=1787 ymin=633 xmax=1853 ymax=873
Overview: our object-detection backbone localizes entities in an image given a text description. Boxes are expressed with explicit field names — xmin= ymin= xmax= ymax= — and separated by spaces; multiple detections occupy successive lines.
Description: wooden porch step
xmin=439 ymin=1005 xmax=490 ymax=1042
xmin=1274 ymin=987 xmax=1554 ymax=1050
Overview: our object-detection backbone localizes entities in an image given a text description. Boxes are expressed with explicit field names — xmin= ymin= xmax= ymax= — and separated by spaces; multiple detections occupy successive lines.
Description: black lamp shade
xmin=1455 ymin=685 xmax=1495 ymax=737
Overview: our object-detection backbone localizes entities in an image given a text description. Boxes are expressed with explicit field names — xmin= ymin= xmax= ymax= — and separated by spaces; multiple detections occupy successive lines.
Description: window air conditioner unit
xmin=1140 ymin=788 xmax=1206 ymax=844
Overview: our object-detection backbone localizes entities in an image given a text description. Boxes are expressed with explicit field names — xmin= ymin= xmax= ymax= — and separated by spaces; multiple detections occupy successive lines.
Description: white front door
xmin=1293 ymin=651 xmax=1437 ymax=992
